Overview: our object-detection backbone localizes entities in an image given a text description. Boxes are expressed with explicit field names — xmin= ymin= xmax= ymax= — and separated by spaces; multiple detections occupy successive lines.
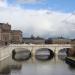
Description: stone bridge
xmin=0 ymin=44 xmax=73 ymax=61
xmin=10 ymin=44 xmax=72 ymax=54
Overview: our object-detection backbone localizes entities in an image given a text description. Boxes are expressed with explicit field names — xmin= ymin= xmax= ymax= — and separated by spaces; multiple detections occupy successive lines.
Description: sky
xmin=0 ymin=0 xmax=75 ymax=38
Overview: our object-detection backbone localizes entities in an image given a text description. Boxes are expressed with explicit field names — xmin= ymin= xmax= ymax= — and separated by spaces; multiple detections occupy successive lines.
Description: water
xmin=0 ymin=56 xmax=75 ymax=75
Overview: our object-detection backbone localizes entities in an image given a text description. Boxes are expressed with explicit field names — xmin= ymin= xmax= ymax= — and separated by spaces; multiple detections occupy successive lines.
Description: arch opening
xmin=35 ymin=48 xmax=55 ymax=60
xmin=58 ymin=48 xmax=72 ymax=60
xmin=12 ymin=48 xmax=31 ymax=61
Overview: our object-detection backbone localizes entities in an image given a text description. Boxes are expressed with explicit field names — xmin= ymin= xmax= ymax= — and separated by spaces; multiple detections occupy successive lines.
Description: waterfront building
xmin=0 ymin=23 xmax=11 ymax=45
xmin=0 ymin=23 xmax=22 ymax=45
xmin=11 ymin=30 xmax=22 ymax=44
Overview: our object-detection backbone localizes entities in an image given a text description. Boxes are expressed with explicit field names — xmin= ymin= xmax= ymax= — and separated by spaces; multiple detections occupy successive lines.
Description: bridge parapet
xmin=9 ymin=44 xmax=72 ymax=47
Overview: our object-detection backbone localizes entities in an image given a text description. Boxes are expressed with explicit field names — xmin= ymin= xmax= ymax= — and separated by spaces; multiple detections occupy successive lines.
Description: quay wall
xmin=0 ymin=46 xmax=12 ymax=61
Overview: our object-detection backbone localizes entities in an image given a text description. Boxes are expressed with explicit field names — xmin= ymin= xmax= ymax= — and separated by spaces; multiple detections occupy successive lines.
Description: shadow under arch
xmin=12 ymin=48 xmax=31 ymax=61
xmin=35 ymin=48 xmax=55 ymax=60
xmin=58 ymin=48 xmax=72 ymax=60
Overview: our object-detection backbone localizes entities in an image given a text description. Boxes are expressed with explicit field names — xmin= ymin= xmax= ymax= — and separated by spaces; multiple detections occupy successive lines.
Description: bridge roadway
xmin=0 ymin=44 xmax=73 ymax=61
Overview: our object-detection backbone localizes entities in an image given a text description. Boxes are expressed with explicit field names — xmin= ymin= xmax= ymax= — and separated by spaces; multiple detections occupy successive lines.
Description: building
xmin=0 ymin=23 xmax=11 ymax=45
xmin=71 ymin=39 xmax=75 ymax=44
xmin=23 ymin=36 xmax=45 ymax=44
xmin=52 ymin=37 xmax=71 ymax=44
xmin=45 ymin=38 xmax=52 ymax=44
xmin=11 ymin=30 xmax=22 ymax=44
xmin=45 ymin=37 xmax=71 ymax=44
xmin=0 ymin=23 xmax=22 ymax=45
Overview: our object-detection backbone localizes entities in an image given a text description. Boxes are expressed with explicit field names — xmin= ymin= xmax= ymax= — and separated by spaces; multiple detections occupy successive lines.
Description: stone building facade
xmin=0 ymin=23 xmax=22 ymax=45
xmin=11 ymin=30 xmax=22 ymax=44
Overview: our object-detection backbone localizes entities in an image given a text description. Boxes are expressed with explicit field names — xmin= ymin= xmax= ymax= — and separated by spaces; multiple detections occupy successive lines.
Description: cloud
xmin=16 ymin=0 xmax=46 ymax=3
xmin=0 ymin=3 xmax=75 ymax=38
xmin=0 ymin=0 xmax=7 ymax=7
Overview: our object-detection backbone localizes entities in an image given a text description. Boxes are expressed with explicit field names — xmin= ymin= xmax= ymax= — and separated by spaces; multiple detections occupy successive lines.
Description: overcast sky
xmin=0 ymin=0 xmax=75 ymax=38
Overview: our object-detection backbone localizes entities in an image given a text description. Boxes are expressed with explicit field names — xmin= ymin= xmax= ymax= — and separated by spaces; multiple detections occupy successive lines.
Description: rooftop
xmin=23 ymin=37 xmax=44 ymax=40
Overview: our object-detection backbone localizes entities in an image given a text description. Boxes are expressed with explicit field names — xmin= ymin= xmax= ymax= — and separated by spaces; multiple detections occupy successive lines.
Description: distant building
xmin=45 ymin=37 xmax=71 ymax=44
xmin=0 ymin=23 xmax=22 ymax=45
xmin=45 ymin=38 xmax=52 ymax=44
xmin=52 ymin=37 xmax=71 ymax=44
xmin=71 ymin=39 xmax=75 ymax=44
xmin=23 ymin=36 xmax=45 ymax=44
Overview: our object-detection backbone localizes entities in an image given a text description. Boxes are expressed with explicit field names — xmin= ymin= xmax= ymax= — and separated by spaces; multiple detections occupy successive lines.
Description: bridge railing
xmin=9 ymin=44 xmax=72 ymax=47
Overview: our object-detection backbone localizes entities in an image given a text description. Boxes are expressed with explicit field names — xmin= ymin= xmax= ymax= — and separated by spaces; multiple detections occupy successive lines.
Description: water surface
xmin=0 ymin=56 xmax=75 ymax=75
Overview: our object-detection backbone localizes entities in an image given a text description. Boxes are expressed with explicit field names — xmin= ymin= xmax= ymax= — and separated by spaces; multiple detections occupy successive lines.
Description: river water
xmin=0 ymin=55 xmax=75 ymax=75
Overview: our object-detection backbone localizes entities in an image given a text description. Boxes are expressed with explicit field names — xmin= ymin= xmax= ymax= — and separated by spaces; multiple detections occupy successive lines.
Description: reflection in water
xmin=65 ymin=57 xmax=75 ymax=68
xmin=58 ymin=48 xmax=67 ymax=57
xmin=12 ymin=48 xmax=31 ymax=61
xmin=0 ymin=66 xmax=10 ymax=75
xmin=0 ymin=57 xmax=22 ymax=75
xmin=58 ymin=55 xmax=66 ymax=60
xmin=68 ymin=65 xmax=75 ymax=70
xmin=14 ymin=52 xmax=31 ymax=61
xmin=0 ymin=64 xmax=22 ymax=75
xmin=65 ymin=59 xmax=75 ymax=72
xmin=35 ymin=48 xmax=54 ymax=60
xmin=0 ymin=55 xmax=75 ymax=75
xmin=58 ymin=48 xmax=68 ymax=61
xmin=9 ymin=65 xmax=22 ymax=70
xmin=35 ymin=55 xmax=53 ymax=61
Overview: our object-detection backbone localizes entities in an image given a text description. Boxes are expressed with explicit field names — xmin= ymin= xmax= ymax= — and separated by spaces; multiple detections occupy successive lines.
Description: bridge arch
xmin=12 ymin=48 xmax=31 ymax=60
xmin=58 ymin=48 xmax=72 ymax=56
xmin=58 ymin=48 xmax=72 ymax=60
xmin=35 ymin=48 xmax=55 ymax=60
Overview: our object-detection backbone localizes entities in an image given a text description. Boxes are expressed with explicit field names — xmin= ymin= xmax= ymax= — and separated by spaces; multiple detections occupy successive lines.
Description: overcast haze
xmin=0 ymin=0 xmax=75 ymax=38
